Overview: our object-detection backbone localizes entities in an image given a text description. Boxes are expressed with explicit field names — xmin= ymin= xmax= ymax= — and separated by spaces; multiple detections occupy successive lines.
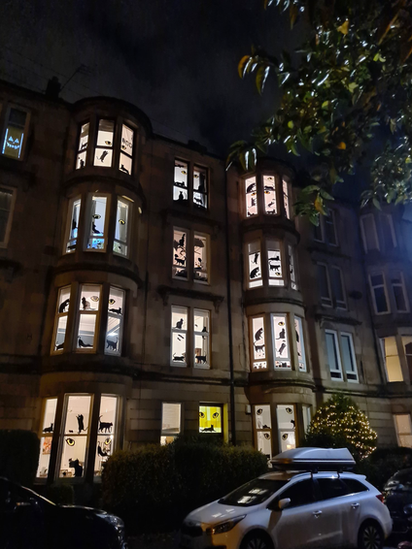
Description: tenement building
xmin=1 ymin=78 xmax=412 ymax=485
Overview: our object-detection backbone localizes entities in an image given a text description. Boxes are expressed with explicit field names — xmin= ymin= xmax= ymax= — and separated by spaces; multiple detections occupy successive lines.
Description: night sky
xmin=0 ymin=0 xmax=300 ymax=157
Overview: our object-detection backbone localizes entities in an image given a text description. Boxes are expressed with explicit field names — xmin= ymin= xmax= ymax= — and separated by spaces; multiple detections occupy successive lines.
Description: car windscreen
xmin=219 ymin=479 xmax=288 ymax=507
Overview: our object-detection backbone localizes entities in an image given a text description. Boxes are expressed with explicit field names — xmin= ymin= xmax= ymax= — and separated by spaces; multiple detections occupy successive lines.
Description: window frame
xmin=360 ymin=214 xmax=380 ymax=252
xmin=161 ymin=402 xmax=182 ymax=445
xmin=171 ymin=306 xmax=212 ymax=368
xmin=113 ymin=195 xmax=133 ymax=258
xmin=369 ymin=272 xmax=390 ymax=315
xmin=243 ymin=173 xmax=293 ymax=220
xmin=330 ymin=266 xmax=346 ymax=309
xmin=51 ymin=286 xmax=72 ymax=355
xmin=199 ymin=403 xmax=223 ymax=436
xmin=249 ymin=315 xmax=268 ymax=371
xmin=325 ymin=329 xmax=344 ymax=381
xmin=118 ymin=123 xmax=135 ymax=176
xmin=1 ymin=105 xmax=31 ymax=161
xmin=193 ymin=308 xmax=211 ymax=368
xmin=340 ymin=332 xmax=359 ymax=382
xmin=380 ymin=213 xmax=397 ymax=250
xmin=0 ymin=184 xmax=16 ymax=248
xmin=380 ymin=337 xmax=404 ymax=382
xmin=246 ymin=240 xmax=263 ymax=288
xmin=93 ymin=118 xmax=115 ymax=168
xmin=271 ymin=313 xmax=292 ymax=370
xmin=84 ymin=193 xmax=111 ymax=252
xmin=318 ymin=262 xmax=332 ymax=307
xmin=64 ymin=195 xmax=82 ymax=254
xmin=393 ymin=414 xmax=412 ymax=448
xmin=390 ymin=271 xmax=409 ymax=313
xmin=173 ymin=159 xmax=209 ymax=212
xmin=172 ymin=228 xmax=210 ymax=284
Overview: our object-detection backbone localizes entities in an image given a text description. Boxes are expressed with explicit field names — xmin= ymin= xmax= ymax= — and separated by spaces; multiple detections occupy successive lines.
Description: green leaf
xmin=256 ymin=65 xmax=270 ymax=94
xmin=290 ymin=141 xmax=300 ymax=156
xmin=288 ymin=120 xmax=294 ymax=129
xmin=238 ymin=56 xmax=252 ymax=79
xmin=372 ymin=198 xmax=381 ymax=210
xmin=301 ymin=184 xmax=320 ymax=194
xmin=320 ymin=189 xmax=335 ymax=201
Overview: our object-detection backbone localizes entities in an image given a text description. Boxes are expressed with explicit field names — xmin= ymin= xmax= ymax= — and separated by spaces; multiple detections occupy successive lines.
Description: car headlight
xmin=206 ymin=515 xmax=246 ymax=535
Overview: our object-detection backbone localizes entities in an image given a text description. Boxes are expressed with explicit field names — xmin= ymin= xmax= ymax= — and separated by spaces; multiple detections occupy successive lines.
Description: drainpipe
xmin=224 ymin=170 xmax=236 ymax=445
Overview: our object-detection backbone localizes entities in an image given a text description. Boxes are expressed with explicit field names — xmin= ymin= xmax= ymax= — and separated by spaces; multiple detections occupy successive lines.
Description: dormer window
xmin=173 ymin=160 xmax=208 ymax=211
xmin=243 ymin=173 xmax=291 ymax=219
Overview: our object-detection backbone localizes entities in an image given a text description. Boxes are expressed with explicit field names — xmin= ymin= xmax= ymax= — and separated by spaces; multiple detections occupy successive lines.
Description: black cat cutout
xmin=55 ymin=342 xmax=64 ymax=351
xmin=76 ymin=414 xmax=86 ymax=434
xmin=98 ymin=151 xmax=108 ymax=163
xmin=43 ymin=423 xmax=53 ymax=433
xmin=58 ymin=299 xmax=70 ymax=313
xmin=173 ymin=353 xmax=185 ymax=362
xmin=255 ymin=327 xmax=263 ymax=341
xmin=68 ymin=459 xmax=82 ymax=477
xmin=82 ymin=297 xmax=91 ymax=310
xmin=109 ymin=307 xmax=122 ymax=315
xmin=250 ymin=267 xmax=260 ymax=279
xmin=106 ymin=339 xmax=118 ymax=351
xmin=175 ymin=318 xmax=184 ymax=329
xmin=98 ymin=415 xmax=113 ymax=433
xmin=277 ymin=328 xmax=285 ymax=340
xmin=195 ymin=355 xmax=207 ymax=364
xmin=97 ymin=444 xmax=110 ymax=458
xmin=78 ymin=338 xmax=93 ymax=348
xmin=202 ymin=425 xmax=215 ymax=432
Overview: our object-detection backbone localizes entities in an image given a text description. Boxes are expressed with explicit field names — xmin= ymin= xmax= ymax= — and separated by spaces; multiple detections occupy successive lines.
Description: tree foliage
xmin=230 ymin=0 xmax=412 ymax=221
xmin=304 ymin=394 xmax=378 ymax=461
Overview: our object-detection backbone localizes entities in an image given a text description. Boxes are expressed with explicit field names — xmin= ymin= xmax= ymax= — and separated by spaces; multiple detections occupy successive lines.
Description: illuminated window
xmin=2 ymin=107 xmax=29 ymax=160
xmin=277 ymin=405 xmax=296 ymax=451
xmin=288 ymin=245 xmax=298 ymax=290
xmin=193 ymin=233 xmax=208 ymax=283
xmin=95 ymin=396 xmax=118 ymax=476
xmin=199 ymin=404 xmax=222 ymax=435
xmin=193 ymin=166 xmax=208 ymax=209
xmin=394 ymin=414 xmax=412 ymax=448
xmin=390 ymin=271 xmax=408 ymax=312
xmin=173 ymin=160 xmax=188 ymax=203
xmin=171 ymin=307 xmax=211 ymax=368
xmin=370 ymin=273 xmax=389 ymax=314
xmin=272 ymin=314 xmax=291 ymax=369
xmin=194 ymin=309 xmax=210 ymax=368
xmin=161 ymin=403 xmax=181 ymax=445
xmin=173 ymin=228 xmax=188 ymax=280
xmin=282 ymin=179 xmax=291 ymax=219
xmin=247 ymin=241 xmax=262 ymax=288
xmin=77 ymin=284 xmax=101 ymax=351
xmin=325 ymin=330 xmax=343 ymax=380
xmin=254 ymin=405 xmax=272 ymax=460
xmin=294 ymin=316 xmax=306 ymax=372
xmin=267 ymin=239 xmax=284 ymax=286
xmin=119 ymin=124 xmax=134 ymax=175
xmin=65 ymin=196 xmax=81 ymax=253
xmin=403 ymin=336 xmax=412 ymax=379
xmin=60 ymin=395 xmax=91 ymax=478
xmin=171 ymin=306 xmax=188 ymax=365
xmin=37 ymin=399 xmax=57 ymax=478
xmin=86 ymin=195 xmax=109 ymax=251
xmin=52 ymin=286 xmax=71 ymax=354
xmin=245 ymin=176 xmax=258 ymax=217
xmin=380 ymin=337 xmax=403 ymax=382
xmin=113 ymin=197 xmax=131 ymax=256
xmin=76 ymin=122 xmax=89 ymax=169
xmin=0 ymin=185 xmax=16 ymax=246
xmin=94 ymin=119 xmax=114 ymax=167
xmin=250 ymin=316 xmax=267 ymax=371
xmin=173 ymin=228 xmax=209 ymax=283
xmin=360 ymin=215 xmax=379 ymax=252
xmin=263 ymin=175 xmax=277 ymax=214
xmin=106 ymin=287 xmax=125 ymax=356
xmin=173 ymin=160 xmax=208 ymax=210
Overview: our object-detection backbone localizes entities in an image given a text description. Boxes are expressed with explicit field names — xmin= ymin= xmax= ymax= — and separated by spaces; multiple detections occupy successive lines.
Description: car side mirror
xmin=278 ymin=498 xmax=291 ymax=511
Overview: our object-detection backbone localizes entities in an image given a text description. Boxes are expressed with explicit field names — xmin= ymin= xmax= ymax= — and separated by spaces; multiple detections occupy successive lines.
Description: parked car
xmin=384 ymin=468 xmax=412 ymax=538
xmin=180 ymin=447 xmax=392 ymax=549
xmin=0 ymin=477 xmax=127 ymax=549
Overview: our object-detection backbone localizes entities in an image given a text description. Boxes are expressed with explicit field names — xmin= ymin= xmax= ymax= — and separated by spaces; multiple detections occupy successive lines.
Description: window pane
xmin=245 ymin=177 xmax=257 ymax=217
xmin=173 ymin=229 xmax=187 ymax=279
xmin=391 ymin=272 xmax=408 ymax=312
xmin=76 ymin=122 xmax=89 ymax=169
xmin=60 ymin=395 xmax=92 ymax=478
xmin=381 ymin=214 xmax=396 ymax=250
xmin=381 ymin=337 xmax=403 ymax=382
xmin=0 ymin=187 xmax=13 ymax=243
xmin=318 ymin=264 xmax=331 ymax=306
xmin=79 ymin=284 xmax=100 ymax=311
xmin=326 ymin=331 xmax=342 ymax=379
xmin=394 ymin=415 xmax=412 ymax=448
xmin=251 ymin=317 xmax=266 ymax=370
xmin=282 ymin=179 xmax=290 ymax=219
xmin=161 ymin=403 xmax=181 ymax=445
xmin=280 ymin=480 xmax=316 ymax=507
xmin=194 ymin=234 xmax=208 ymax=283
xmin=317 ymin=478 xmax=347 ymax=500
xmin=277 ymin=405 xmax=296 ymax=452
xmin=87 ymin=196 xmax=107 ymax=250
xmin=37 ymin=398 xmax=57 ymax=478
xmin=193 ymin=167 xmax=207 ymax=209
xmin=113 ymin=198 xmax=130 ymax=256
xmin=199 ymin=405 xmax=222 ymax=434
xmin=403 ymin=336 xmax=412 ymax=379
xmin=95 ymin=396 xmax=117 ymax=476
xmin=268 ymin=240 xmax=283 ymax=286
xmin=361 ymin=216 xmax=379 ymax=251
xmin=66 ymin=197 xmax=81 ymax=253
xmin=77 ymin=285 xmax=100 ymax=350
xmin=119 ymin=124 xmax=134 ymax=175
xmin=374 ymin=287 xmax=388 ymax=313
xmin=263 ymin=175 xmax=277 ymax=215
xmin=330 ymin=267 xmax=345 ymax=308
xmin=194 ymin=309 xmax=210 ymax=368
xmin=174 ymin=160 xmax=188 ymax=202
xmin=171 ymin=306 xmax=187 ymax=365
xmin=53 ymin=286 xmax=71 ymax=353
xmin=288 ymin=245 xmax=297 ymax=290
xmin=272 ymin=315 xmax=290 ymax=369
xmin=314 ymin=219 xmax=324 ymax=242
xmin=295 ymin=317 xmax=306 ymax=372
xmin=255 ymin=405 xmax=272 ymax=460
xmin=341 ymin=334 xmax=358 ymax=381
xmin=325 ymin=212 xmax=337 ymax=245
xmin=2 ymin=109 xmax=27 ymax=159
xmin=94 ymin=119 xmax=114 ymax=167
xmin=106 ymin=287 xmax=125 ymax=356
xmin=248 ymin=241 xmax=262 ymax=288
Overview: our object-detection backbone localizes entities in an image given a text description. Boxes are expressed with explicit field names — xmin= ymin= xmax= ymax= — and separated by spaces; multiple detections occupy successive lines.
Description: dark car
xmin=384 ymin=468 xmax=412 ymax=537
xmin=0 ymin=477 xmax=127 ymax=549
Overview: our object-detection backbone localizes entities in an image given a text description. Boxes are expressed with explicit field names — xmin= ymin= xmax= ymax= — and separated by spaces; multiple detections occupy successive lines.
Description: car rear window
xmin=219 ymin=479 xmax=288 ymax=507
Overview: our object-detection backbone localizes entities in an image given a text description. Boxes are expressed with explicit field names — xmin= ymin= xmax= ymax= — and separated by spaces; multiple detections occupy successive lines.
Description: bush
xmin=102 ymin=442 xmax=268 ymax=533
xmin=46 ymin=482 xmax=75 ymax=505
xmin=356 ymin=447 xmax=412 ymax=491
xmin=0 ymin=430 xmax=39 ymax=487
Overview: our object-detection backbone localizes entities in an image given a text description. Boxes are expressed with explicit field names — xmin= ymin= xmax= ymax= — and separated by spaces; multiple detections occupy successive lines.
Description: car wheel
xmin=358 ymin=521 xmax=384 ymax=549
xmin=240 ymin=531 xmax=273 ymax=549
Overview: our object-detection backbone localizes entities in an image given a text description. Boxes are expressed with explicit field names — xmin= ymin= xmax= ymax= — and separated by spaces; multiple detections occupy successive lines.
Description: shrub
xmin=356 ymin=447 xmax=412 ymax=491
xmin=46 ymin=483 xmax=75 ymax=504
xmin=102 ymin=442 xmax=268 ymax=533
xmin=0 ymin=430 xmax=39 ymax=486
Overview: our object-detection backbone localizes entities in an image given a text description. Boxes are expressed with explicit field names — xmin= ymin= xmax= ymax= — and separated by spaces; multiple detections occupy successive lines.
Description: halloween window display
xmin=254 ymin=405 xmax=272 ymax=460
xmin=251 ymin=316 xmax=267 ymax=370
xmin=53 ymin=286 xmax=71 ymax=353
xmin=161 ymin=402 xmax=181 ymax=445
xmin=95 ymin=395 xmax=117 ymax=476
xmin=77 ymin=284 xmax=100 ymax=351
xmin=76 ymin=122 xmax=89 ymax=169
xmin=193 ymin=234 xmax=208 ymax=283
xmin=113 ymin=197 xmax=131 ymax=256
xmin=282 ymin=178 xmax=291 ymax=219
xmin=65 ymin=197 xmax=81 ymax=253
xmin=37 ymin=398 xmax=57 ymax=478
xmin=272 ymin=314 xmax=291 ymax=369
xmin=263 ymin=175 xmax=277 ymax=215
xmin=173 ymin=160 xmax=188 ymax=203
xmin=288 ymin=245 xmax=298 ymax=290
xmin=119 ymin=124 xmax=134 ymax=175
xmin=0 ymin=186 xmax=15 ymax=245
xmin=94 ymin=119 xmax=114 ymax=167
xmin=267 ymin=240 xmax=284 ymax=286
xmin=248 ymin=241 xmax=262 ymax=288
xmin=2 ymin=108 xmax=27 ymax=160
xmin=193 ymin=166 xmax=207 ymax=209
xmin=277 ymin=405 xmax=296 ymax=452
xmin=194 ymin=309 xmax=210 ymax=368
xmin=199 ymin=405 xmax=222 ymax=434
xmin=59 ymin=395 xmax=91 ymax=478
xmin=295 ymin=316 xmax=307 ymax=372
xmin=173 ymin=229 xmax=188 ymax=279
xmin=105 ymin=287 xmax=124 ymax=356
xmin=86 ymin=195 xmax=108 ymax=250
xmin=171 ymin=306 xmax=188 ymax=365
xmin=245 ymin=176 xmax=257 ymax=217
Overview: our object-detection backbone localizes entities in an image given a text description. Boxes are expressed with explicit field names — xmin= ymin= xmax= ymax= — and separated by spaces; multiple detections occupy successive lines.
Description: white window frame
xmin=119 ymin=123 xmax=135 ymax=175
xmin=245 ymin=176 xmax=258 ymax=218
xmin=254 ymin=405 xmax=272 ymax=460
xmin=288 ymin=245 xmax=298 ymax=291
xmin=249 ymin=315 xmax=268 ymax=371
xmin=172 ymin=228 xmax=210 ymax=284
xmin=340 ymin=332 xmax=359 ymax=383
xmin=85 ymin=193 xmax=111 ymax=252
xmin=193 ymin=165 xmax=208 ymax=210
xmin=1 ymin=105 xmax=31 ymax=161
xmin=105 ymin=287 xmax=125 ymax=356
xmin=113 ymin=196 xmax=133 ymax=258
xmin=0 ymin=185 xmax=16 ymax=248
xmin=325 ymin=329 xmax=343 ymax=381
xmin=64 ymin=196 xmax=82 ymax=254
xmin=76 ymin=284 xmax=102 ymax=353
xmin=193 ymin=232 xmax=209 ymax=284
xmin=360 ymin=214 xmax=380 ymax=252
xmin=294 ymin=316 xmax=307 ymax=372
xmin=369 ymin=272 xmax=390 ymax=315
xmin=267 ymin=239 xmax=284 ymax=287
xmin=282 ymin=178 xmax=291 ymax=219
xmin=318 ymin=262 xmax=332 ymax=307
xmin=94 ymin=118 xmax=115 ymax=168
xmin=247 ymin=240 xmax=263 ymax=288
xmin=390 ymin=271 xmax=409 ymax=313
xmin=272 ymin=313 xmax=291 ymax=369
xmin=380 ymin=337 xmax=404 ymax=382
xmin=51 ymin=286 xmax=71 ymax=355
xmin=161 ymin=402 xmax=182 ymax=445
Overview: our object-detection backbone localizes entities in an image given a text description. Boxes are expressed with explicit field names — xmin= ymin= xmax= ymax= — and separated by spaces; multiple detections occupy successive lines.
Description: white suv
xmin=180 ymin=448 xmax=392 ymax=549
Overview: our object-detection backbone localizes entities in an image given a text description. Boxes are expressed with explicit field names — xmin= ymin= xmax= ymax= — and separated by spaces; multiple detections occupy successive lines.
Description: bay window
xmin=172 ymin=228 xmax=210 ymax=283
xmin=77 ymin=284 xmax=100 ymax=351
xmin=272 ymin=314 xmax=291 ymax=369
xmin=245 ymin=176 xmax=258 ymax=217
xmin=171 ymin=306 xmax=211 ymax=368
xmin=288 ymin=245 xmax=297 ymax=290
xmin=282 ymin=179 xmax=291 ymax=219
xmin=294 ymin=316 xmax=306 ymax=372
xmin=113 ymin=197 xmax=131 ymax=256
xmin=250 ymin=316 xmax=267 ymax=370
xmin=248 ymin=241 xmax=263 ymax=288
xmin=173 ymin=159 xmax=208 ymax=210
xmin=106 ymin=287 xmax=125 ymax=355
xmin=65 ymin=196 xmax=81 ymax=253
xmin=53 ymin=286 xmax=71 ymax=352
xmin=2 ymin=107 xmax=29 ymax=160
xmin=246 ymin=239 xmax=298 ymax=290
xmin=264 ymin=175 xmax=277 ymax=214
xmin=243 ymin=173 xmax=292 ymax=218
xmin=254 ymin=405 xmax=272 ymax=460
xmin=277 ymin=405 xmax=296 ymax=451
xmin=119 ymin=124 xmax=134 ymax=174
xmin=267 ymin=239 xmax=284 ymax=286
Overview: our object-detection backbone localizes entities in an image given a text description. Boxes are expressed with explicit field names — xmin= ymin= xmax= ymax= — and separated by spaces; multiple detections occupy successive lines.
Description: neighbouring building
xmin=1 ymin=78 xmax=412 ymax=487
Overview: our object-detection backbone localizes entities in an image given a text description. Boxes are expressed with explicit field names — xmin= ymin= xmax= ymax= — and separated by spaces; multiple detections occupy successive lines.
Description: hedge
xmin=356 ymin=447 xmax=412 ymax=491
xmin=0 ymin=430 xmax=40 ymax=487
xmin=102 ymin=441 xmax=268 ymax=533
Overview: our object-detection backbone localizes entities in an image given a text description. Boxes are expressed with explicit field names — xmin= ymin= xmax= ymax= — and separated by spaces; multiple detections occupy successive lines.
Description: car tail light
xmin=376 ymin=494 xmax=384 ymax=503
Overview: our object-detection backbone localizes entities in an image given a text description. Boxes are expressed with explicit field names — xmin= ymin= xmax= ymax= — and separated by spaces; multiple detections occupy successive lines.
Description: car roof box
xmin=270 ymin=447 xmax=356 ymax=471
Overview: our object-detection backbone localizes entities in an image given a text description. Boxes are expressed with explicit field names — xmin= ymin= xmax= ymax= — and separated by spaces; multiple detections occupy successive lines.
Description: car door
xmin=269 ymin=478 xmax=323 ymax=549
xmin=313 ymin=477 xmax=349 ymax=548
xmin=339 ymin=477 xmax=372 ymax=546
